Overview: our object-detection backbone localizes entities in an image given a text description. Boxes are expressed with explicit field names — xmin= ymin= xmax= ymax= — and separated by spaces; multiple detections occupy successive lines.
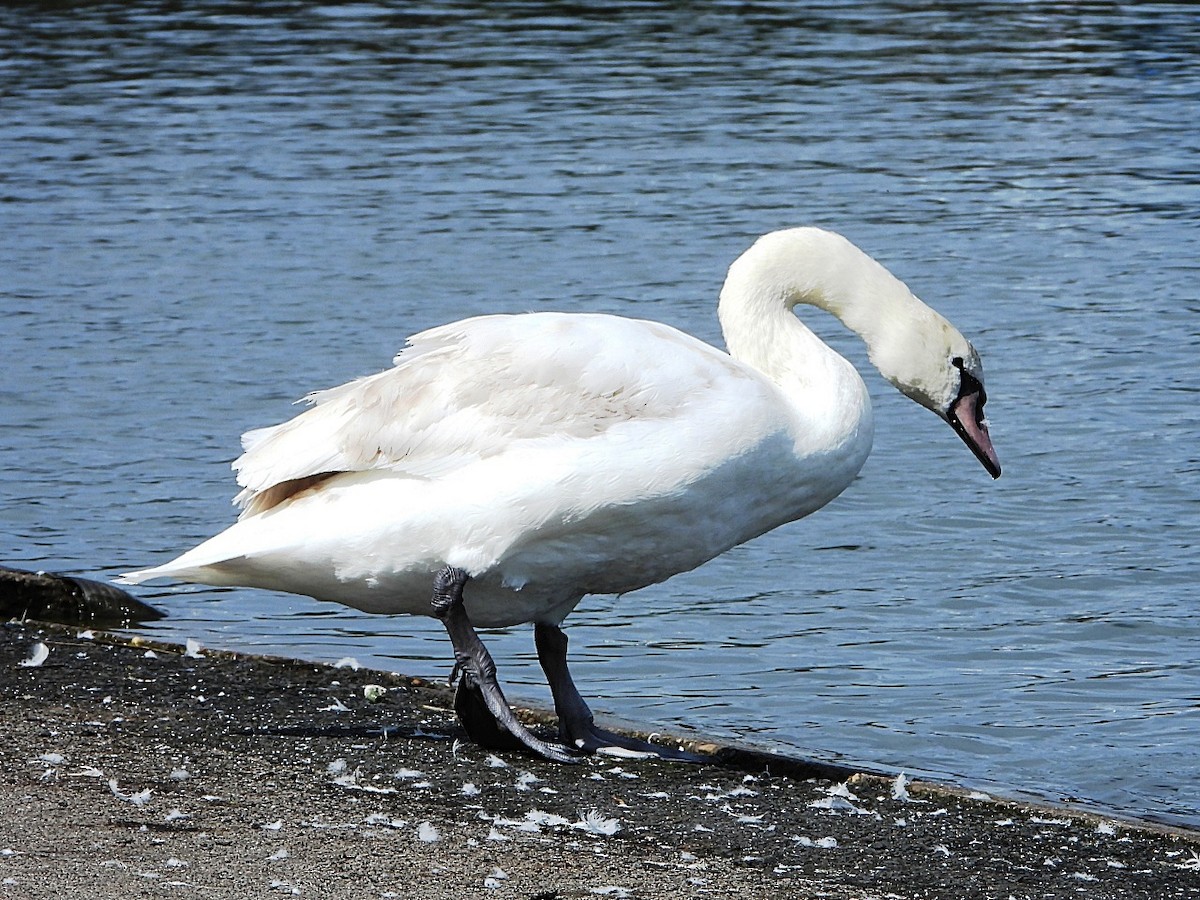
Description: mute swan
xmin=122 ymin=227 xmax=1000 ymax=763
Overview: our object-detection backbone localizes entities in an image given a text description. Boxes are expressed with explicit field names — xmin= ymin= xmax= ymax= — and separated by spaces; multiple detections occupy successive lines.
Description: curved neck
xmin=717 ymin=228 xmax=925 ymax=381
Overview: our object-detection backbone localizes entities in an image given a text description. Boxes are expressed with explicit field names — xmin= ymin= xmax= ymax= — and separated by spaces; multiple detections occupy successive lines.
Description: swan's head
xmin=721 ymin=225 xmax=1000 ymax=478
xmin=877 ymin=323 xmax=1001 ymax=479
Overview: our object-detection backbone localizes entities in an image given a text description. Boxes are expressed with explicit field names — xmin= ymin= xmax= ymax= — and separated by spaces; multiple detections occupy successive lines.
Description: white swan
xmin=122 ymin=227 xmax=999 ymax=762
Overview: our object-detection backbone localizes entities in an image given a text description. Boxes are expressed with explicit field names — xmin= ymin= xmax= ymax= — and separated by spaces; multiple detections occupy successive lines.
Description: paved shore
xmin=1 ymin=620 xmax=1197 ymax=900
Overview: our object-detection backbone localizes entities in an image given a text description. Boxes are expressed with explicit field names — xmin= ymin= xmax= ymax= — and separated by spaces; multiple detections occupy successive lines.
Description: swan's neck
xmin=718 ymin=228 xmax=951 ymax=404
xmin=721 ymin=230 xmax=904 ymax=373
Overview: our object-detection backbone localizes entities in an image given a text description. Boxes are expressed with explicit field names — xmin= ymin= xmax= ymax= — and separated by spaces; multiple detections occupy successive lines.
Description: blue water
xmin=2 ymin=2 xmax=1197 ymax=828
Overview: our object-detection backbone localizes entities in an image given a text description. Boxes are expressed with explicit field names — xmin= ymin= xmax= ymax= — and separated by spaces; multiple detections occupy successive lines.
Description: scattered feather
xmin=526 ymin=810 xmax=571 ymax=829
xmin=461 ymin=783 xmax=480 ymax=797
xmin=1097 ymin=821 xmax=1117 ymax=836
xmin=574 ymin=810 xmax=621 ymax=836
xmin=892 ymin=773 xmax=912 ymax=802
xmin=827 ymin=782 xmax=859 ymax=801
xmin=326 ymin=758 xmax=348 ymax=776
xmin=108 ymin=779 xmax=153 ymax=806
xmin=808 ymin=795 xmax=870 ymax=814
xmin=183 ymin=639 xmax=204 ymax=659
xmin=392 ymin=768 xmax=425 ymax=780
xmin=68 ymin=765 xmax=103 ymax=779
xmin=77 ymin=630 xmax=96 ymax=640
xmin=169 ymin=768 xmax=190 ymax=781
xmin=165 ymin=858 xmax=187 ymax=868
xmin=333 ymin=657 xmax=361 ymax=671
xmin=809 ymin=782 xmax=870 ymax=815
xmin=267 ymin=849 xmax=289 ymax=862
xmin=596 ymin=746 xmax=654 ymax=760
xmin=417 ymin=822 xmax=440 ymax=843
xmin=39 ymin=752 xmax=65 ymax=766
xmin=485 ymin=755 xmax=508 ymax=769
xmin=733 ymin=813 xmax=765 ymax=824
xmin=332 ymin=772 xmax=397 ymax=794
xmin=514 ymin=771 xmax=539 ymax=791
xmin=484 ymin=867 xmax=508 ymax=889
xmin=590 ymin=888 xmax=632 ymax=898
xmin=19 ymin=642 xmax=49 ymax=668
xmin=318 ymin=698 xmax=350 ymax=713
xmin=164 ymin=809 xmax=190 ymax=823
xmin=262 ymin=821 xmax=284 ymax=831
xmin=143 ymin=650 xmax=158 ymax=659
xmin=269 ymin=879 xmax=300 ymax=895
xmin=1174 ymin=852 xmax=1200 ymax=872
xmin=795 ymin=836 xmax=839 ymax=849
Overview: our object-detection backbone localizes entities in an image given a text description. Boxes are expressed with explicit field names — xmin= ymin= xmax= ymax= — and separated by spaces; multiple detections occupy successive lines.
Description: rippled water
xmin=2 ymin=2 xmax=1198 ymax=827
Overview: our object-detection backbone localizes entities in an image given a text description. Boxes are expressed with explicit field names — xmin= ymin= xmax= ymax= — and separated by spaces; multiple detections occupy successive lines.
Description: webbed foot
xmin=431 ymin=566 xmax=577 ymax=764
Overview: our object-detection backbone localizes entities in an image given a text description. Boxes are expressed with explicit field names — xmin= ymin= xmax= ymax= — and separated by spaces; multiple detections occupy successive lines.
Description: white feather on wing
xmin=230 ymin=313 xmax=698 ymax=517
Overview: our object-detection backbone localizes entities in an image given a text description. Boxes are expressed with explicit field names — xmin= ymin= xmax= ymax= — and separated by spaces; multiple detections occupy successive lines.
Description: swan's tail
xmin=117 ymin=559 xmax=230 ymax=587
xmin=116 ymin=565 xmax=178 ymax=586
xmin=117 ymin=543 xmax=248 ymax=588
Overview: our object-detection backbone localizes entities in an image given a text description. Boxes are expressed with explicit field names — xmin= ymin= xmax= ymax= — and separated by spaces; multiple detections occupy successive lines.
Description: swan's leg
xmin=534 ymin=622 xmax=703 ymax=762
xmin=430 ymin=567 xmax=576 ymax=764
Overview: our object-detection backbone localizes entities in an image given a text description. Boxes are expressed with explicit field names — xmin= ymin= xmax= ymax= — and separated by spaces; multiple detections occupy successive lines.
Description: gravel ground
xmin=1 ymin=620 xmax=1197 ymax=900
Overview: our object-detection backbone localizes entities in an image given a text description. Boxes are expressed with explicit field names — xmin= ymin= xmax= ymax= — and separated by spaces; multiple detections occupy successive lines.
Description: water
xmin=2 ymin=2 xmax=1197 ymax=828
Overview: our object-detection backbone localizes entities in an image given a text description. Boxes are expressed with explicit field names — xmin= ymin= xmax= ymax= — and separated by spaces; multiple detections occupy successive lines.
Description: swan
xmin=121 ymin=227 xmax=1000 ymax=762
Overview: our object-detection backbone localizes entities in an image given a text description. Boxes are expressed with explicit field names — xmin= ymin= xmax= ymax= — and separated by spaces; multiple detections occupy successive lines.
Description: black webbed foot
xmin=451 ymin=668 xmax=528 ymax=752
xmin=431 ymin=566 xmax=577 ymax=764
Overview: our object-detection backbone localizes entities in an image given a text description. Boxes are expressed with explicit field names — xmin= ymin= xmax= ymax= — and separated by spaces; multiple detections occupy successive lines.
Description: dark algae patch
xmin=0 ymin=566 xmax=164 ymax=629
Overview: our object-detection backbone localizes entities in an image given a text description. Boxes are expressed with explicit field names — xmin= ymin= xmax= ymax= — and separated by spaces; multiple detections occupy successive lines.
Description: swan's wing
xmin=232 ymin=313 xmax=739 ymax=517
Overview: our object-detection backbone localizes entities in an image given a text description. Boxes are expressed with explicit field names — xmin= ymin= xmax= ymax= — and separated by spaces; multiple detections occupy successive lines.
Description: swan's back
xmin=234 ymin=313 xmax=780 ymax=515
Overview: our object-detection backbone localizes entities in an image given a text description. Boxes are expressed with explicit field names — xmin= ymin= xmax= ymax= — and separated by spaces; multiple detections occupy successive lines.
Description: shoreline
xmin=2 ymin=619 xmax=1197 ymax=899
xmin=85 ymin=622 xmax=1200 ymax=838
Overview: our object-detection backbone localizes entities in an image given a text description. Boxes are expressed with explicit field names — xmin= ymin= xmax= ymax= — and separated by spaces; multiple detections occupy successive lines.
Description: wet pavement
xmin=1 ymin=620 xmax=1197 ymax=899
